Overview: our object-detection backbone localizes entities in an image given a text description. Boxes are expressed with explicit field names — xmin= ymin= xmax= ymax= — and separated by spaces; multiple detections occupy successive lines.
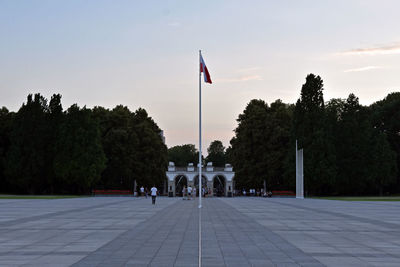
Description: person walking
xmin=150 ymin=185 xmax=158 ymax=205
xmin=182 ymin=186 xmax=187 ymax=200
xmin=140 ymin=186 xmax=145 ymax=197
xmin=145 ymin=187 xmax=148 ymax=198
xmin=187 ymin=185 xmax=192 ymax=200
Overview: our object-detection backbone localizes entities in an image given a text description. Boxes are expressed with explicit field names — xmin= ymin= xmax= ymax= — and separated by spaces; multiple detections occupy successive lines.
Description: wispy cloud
xmin=216 ymin=75 xmax=263 ymax=83
xmin=236 ymin=67 xmax=261 ymax=73
xmin=344 ymin=66 xmax=384 ymax=73
xmin=167 ymin=22 xmax=181 ymax=27
xmin=341 ymin=43 xmax=400 ymax=56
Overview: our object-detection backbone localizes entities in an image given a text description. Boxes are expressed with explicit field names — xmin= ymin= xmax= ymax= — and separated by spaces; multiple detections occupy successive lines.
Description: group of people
xmin=181 ymin=185 xmax=195 ymax=200
xmin=239 ymin=188 xmax=272 ymax=197
xmin=139 ymin=186 xmax=149 ymax=198
xmin=202 ymin=187 xmax=212 ymax=197
xmin=182 ymin=186 xmax=213 ymax=199
xmin=140 ymin=185 xmax=158 ymax=204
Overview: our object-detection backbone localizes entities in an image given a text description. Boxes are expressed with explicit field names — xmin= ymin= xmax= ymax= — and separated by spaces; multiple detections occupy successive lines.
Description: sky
xmin=1 ymin=0 xmax=400 ymax=152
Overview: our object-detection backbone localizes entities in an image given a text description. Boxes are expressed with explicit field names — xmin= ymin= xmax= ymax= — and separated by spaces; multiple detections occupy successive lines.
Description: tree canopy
xmin=167 ymin=144 xmax=200 ymax=166
xmin=0 ymin=94 xmax=167 ymax=194
xmin=229 ymin=74 xmax=399 ymax=196
xmin=206 ymin=140 xmax=226 ymax=167
xmin=0 ymin=79 xmax=399 ymax=197
xmin=229 ymin=99 xmax=293 ymax=190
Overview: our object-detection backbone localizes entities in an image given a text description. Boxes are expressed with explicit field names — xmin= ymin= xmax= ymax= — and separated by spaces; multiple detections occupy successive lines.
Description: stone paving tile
xmin=0 ymin=197 xmax=177 ymax=266
xmin=2 ymin=197 xmax=400 ymax=266
xmin=73 ymin=198 xmax=199 ymax=266
xmin=202 ymin=198 xmax=322 ymax=267
xmin=222 ymin=197 xmax=400 ymax=267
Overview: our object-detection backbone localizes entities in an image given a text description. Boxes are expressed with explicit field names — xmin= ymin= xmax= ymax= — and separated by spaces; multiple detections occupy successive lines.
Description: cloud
xmin=215 ymin=75 xmax=263 ymax=83
xmin=344 ymin=66 xmax=384 ymax=73
xmin=236 ymin=67 xmax=261 ymax=73
xmin=341 ymin=43 xmax=400 ymax=56
xmin=167 ymin=22 xmax=181 ymax=27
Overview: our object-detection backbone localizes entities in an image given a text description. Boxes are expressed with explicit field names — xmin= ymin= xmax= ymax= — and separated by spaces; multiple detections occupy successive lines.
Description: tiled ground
xmin=222 ymin=198 xmax=400 ymax=267
xmin=1 ymin=196 xmax=400 ymax=266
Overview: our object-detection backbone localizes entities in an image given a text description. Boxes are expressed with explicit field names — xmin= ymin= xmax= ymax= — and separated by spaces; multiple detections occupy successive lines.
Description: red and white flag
xmin=200 ymin=53 xmax=212 ymax=84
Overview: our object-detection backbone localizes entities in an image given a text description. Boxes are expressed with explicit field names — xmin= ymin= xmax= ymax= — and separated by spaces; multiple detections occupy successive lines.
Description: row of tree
xmin=167 ymin=74 xmax=399 ymax=196
xmin=229 ymin=74 xmax=399 ymax=196
xmin=0 ymin=94 xmax=167 ymax=194
xmin=167 ymin=141 xmax=227 ymax=168
xmin=1 ymin=74 xmax=399 ymax=196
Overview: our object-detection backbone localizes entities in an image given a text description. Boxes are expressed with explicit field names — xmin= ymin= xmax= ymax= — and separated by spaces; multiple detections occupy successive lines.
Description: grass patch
xmin=312 ymin=196 xmax=400 ymax=201
xmin=0 ymin=195 xmax=87 ymax=199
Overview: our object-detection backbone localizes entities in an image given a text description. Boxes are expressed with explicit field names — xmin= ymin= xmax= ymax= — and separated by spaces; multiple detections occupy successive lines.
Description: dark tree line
xmin=228 ymin=99 xmax=293 ymax=191
xmin=0 ymin=93 xmax=167 ymax=194
xmin=167 ymin=140 xmax=227 ymax=168
xmin=229 ymin=74 xmax=399 ymax=196
xmin=2 ymin=77 xmax=399 ymax=197
xmin=167 ymin=144 xmax=200 ymax=167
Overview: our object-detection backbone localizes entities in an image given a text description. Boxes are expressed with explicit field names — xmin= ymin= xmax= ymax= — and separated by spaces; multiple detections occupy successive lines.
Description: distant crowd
xmin=236 ymin=188 xmax=272 ymax=197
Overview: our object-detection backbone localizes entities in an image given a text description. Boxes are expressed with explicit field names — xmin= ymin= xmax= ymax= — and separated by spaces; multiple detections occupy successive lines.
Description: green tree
xmin=168 ymin=144 xmax=199 ymax=166
xmin=370 ymin=92 xmax=400 ymax=192
xmin=6 ymin=94 xmax=50 ymax=194
xmin=0 ymin=107 xmax=14 ymax=193
xmin=369 ymin=130 xmax=397 ymax=195
xmin=265 ymin=100 xmax=293 ymax=190
xmin=46 ymin=94 xmax=63 ymax=193
xmin=206 ymin=140 xmax=226 ymax=167
xmin=131 ymin=108 xmax=168 ymax=189
xmin=54 ymin=104 xmax=106 ymax=194
xmin=92 ymin=106 xmax=168 ymax=192
xmin=334 ymin=94 xmax=373 ymax=195
xmin=324 ymin=93 xmax=397 ymax=196
xmin=229 ymin=99 xmax=271 ymax=190
xmin=230 ymin=99 xmax=293 ymax=191
xmin=93 ymin=105 xmax=137 ymax=189
xmin=290 ymin=74 xmax=336 ymax=195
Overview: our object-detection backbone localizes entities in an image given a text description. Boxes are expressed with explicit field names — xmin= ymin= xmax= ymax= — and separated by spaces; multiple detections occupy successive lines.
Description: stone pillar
xmin=263 ymin=180 xmax=267 ymax=194
xmin=207 ymin=179 xmax=213 ymax=197
xmin=168 ymin=179 xmax=175 ymax=197
xmin=226 ymin=181 xmax=233 ymax=197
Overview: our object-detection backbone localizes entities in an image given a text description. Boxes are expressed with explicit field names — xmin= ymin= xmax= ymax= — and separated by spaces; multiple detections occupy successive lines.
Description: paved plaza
xmin=1 ymin=197 xmax=400 ymax=266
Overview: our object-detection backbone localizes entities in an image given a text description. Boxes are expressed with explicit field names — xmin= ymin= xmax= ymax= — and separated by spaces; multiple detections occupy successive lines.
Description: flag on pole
xmin=200 ymin=53 xmax=212 ymax=84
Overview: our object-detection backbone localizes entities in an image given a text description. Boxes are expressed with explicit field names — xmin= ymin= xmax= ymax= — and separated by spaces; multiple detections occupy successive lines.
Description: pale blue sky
xmin=1 ymin=0 xmax=400 ymax=151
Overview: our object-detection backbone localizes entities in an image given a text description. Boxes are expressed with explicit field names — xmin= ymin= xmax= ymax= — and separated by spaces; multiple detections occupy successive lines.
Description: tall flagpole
xmin=198 ymin=50 xmax=203 ymax=267
xmin=198 ymin=50 xmax=203 ymax=209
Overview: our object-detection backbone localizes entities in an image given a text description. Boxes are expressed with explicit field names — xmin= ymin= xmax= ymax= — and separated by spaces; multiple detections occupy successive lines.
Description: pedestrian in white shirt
xmin=150 ymin=185 xmax=158 ymax=205
xmin=140 ymin=186 xmax=145 ymax=197
xmin=187 ymin=186 xmax=192 ymax=200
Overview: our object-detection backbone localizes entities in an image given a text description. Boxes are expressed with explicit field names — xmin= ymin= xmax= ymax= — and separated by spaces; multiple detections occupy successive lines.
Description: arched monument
xmin=166 ymin=162 xmax=235 ymax=197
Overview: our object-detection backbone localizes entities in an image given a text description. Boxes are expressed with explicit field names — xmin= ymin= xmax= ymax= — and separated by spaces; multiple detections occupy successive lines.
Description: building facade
xmin=166 ymin=162 xmax=235 ymax=197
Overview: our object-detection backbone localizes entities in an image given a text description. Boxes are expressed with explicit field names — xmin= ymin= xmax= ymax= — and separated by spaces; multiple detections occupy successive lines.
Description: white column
xmin=296 ymin=142 xmax=304 ymax=199
xmin=198 ymin=50 xmax=203 ymax=209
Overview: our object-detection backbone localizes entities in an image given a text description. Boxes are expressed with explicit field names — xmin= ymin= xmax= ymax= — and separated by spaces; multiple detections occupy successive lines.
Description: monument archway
xmin=194 ymin=175 xmax=208 ymax=196
xmin=175 ymin=175 xmax=188 ymax=197
xmin=213 ymin=175 xmax=226 ymax=197
xmin=166 ymin=162 xmax=235 ymax=197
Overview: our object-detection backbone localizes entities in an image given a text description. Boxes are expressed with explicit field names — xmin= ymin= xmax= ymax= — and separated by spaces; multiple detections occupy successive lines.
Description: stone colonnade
xmin=166 ymin=162 xmax=235 ymax=197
